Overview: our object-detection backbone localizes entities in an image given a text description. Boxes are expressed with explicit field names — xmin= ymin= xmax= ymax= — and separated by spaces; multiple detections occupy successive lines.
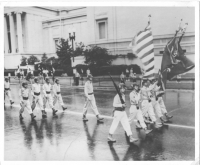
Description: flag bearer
xmin=108 ymin=83 xmax=138 ymax=143
xmin=31 ymin=77 xmax=47 ymax=118
xmin=147 ymin=79 xmax=167 ymax=124
xmin=4 ymin=77 xmax=14 ymax=105
xmin=43 ymin=78 xmax=58 ymax=116
xmin=19 ymin=82 xmax=36 ymax=120
xmin=82 ymin=74 xmax=104 ymax=122
xmin=129 ymin=83 xmax=152 ymax=134
xmin=140 ymin=80 xmax=161 ymax=127
xmin=152 ymin=78 xmax=173 ymax=120
xmin=53 ymin=78 xmax=67 ymax=111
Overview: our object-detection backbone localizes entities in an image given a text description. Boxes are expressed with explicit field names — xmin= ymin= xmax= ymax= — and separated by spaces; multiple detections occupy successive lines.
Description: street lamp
xmin=69 ymin=26 xmax=76 ymax=62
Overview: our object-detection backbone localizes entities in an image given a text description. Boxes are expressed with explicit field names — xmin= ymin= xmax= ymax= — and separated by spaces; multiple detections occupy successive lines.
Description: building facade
xmin=4 ymin=6 xmax=195 ymax=73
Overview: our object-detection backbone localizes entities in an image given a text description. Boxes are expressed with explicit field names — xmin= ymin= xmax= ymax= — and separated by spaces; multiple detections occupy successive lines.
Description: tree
xmin=84 ymin=45 xmax=114 ymax=67
xmin=74 ymin=42 xmax=85 ymax=57
xmin=20 ymin=55 xmax=39 ymax=66
xmin=56 ymin=38 xmax=73 ymax=66
xmin=41 ymin=53 xmax=48 ymax=63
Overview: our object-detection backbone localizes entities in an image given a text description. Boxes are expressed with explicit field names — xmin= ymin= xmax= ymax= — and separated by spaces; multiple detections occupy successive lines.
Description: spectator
xmin=120 ymin=72 xmax=125 ymax=84
xmin=126 ymin=68 xmax=129 ymax=81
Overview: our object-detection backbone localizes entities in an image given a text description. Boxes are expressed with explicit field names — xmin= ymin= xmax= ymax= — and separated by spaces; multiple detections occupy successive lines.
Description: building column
xmin=4 ymin=15 xmax=9 ymax=54
xmin=8 ymin=13 xmax=16 ymax=53
xmin=16 ymin=11 xmax=23 ymax=53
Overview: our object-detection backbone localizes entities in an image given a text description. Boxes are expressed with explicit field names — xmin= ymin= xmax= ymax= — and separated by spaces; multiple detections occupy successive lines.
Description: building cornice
xmin=42 ymin=12 xmax=87 ymax=23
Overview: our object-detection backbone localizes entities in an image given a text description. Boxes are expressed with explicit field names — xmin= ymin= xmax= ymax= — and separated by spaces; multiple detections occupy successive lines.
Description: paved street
xmin=4 ymin=84 xmax=195 ymax=161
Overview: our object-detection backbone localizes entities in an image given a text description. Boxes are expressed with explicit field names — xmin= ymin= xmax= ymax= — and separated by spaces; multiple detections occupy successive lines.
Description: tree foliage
xmin=84 ymin=46 xmax=114 ymax=67
xmin=56 ymin=38 xmax=73 ymax=66
xmin=20 ymin=55 xmax=40 ymax=66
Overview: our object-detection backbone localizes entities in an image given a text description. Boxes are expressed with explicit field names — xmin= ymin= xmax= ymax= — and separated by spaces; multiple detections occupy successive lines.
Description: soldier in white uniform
xmin=147 ymin=79 xmax=167 ymax=124
xmin=152 ymin=78 xmax=173 ymax=120
xmin=53 ymin=78 xmax=67 ymax=110
xmin=140 ymin=80 xmax=158 ymax=125
xmin=4 ymin=77 xmax=14 ymax=105
xmin=43 ymin=78 xmax=58 ymax=116
xmin=128 ymin=83 xmax=152 ymax=134
xmin=82 ymin=74 xmax=104 ymax=122
xmin=31 ymin=77 xmax=47 ymax=118
xmin=108 ymin=83 xmax=138 ymax=143
xmin=19 ymin=82 xmax=36 ymax=120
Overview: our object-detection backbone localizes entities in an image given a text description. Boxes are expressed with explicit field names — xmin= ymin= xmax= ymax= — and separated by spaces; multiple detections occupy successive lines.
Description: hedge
xmin=75 ymin=64 xmax=141 ymax=76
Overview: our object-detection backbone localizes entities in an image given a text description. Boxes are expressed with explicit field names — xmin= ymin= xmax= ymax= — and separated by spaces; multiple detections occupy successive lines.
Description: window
xmin=97 ymin=20 xmax=107 ymax=40
xmin=54 ymin=39 xmax=59 ymax=51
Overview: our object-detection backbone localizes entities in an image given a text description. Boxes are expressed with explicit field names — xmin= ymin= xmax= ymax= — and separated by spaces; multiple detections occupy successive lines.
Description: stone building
xmin=4 ymin=6 xmax=195 ymax=74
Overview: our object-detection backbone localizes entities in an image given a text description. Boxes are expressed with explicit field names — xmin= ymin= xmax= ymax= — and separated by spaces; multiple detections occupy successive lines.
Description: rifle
xmin=108 ymin=73 xmax=125 ymax=104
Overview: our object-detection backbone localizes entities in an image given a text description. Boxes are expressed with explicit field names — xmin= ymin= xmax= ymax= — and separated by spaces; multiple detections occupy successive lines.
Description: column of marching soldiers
xmin=4 ymin=68 xmax=173 ymax=144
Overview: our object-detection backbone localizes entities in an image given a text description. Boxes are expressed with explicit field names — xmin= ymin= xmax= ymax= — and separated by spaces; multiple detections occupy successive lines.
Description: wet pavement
xmin=4 ymin=85 xmax=195 ymax=161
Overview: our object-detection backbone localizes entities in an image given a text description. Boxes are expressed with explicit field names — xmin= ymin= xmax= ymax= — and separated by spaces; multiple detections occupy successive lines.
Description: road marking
xmin=5 ymin=103 xmax=195 ymax=130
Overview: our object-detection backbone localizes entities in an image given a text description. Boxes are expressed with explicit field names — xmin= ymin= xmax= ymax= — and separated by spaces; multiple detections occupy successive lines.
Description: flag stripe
xmin=143 ymin=58 xmax=154 ymax=67
xmin=139 ymin=48 xmax=154 ymax=59
xmin=136 ymin=35 xmax=153 ymax=50
xmin=141 ymin=52 xmax=154 ymax=63
xmin=145 ymin=65 xmax=154 ymax=72
xmin=137 ymin=40 xmax=153 ymax=54
xmin=136 ymin=30 xmax=150 ymax=42
xmin=137 ymin=32 xmax=152 ymax=44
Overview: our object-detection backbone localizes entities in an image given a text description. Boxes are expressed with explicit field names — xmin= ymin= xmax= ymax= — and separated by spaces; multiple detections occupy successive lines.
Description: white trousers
xmin=20 ymin=100 xmax=33 ymax=114
xmin=109 ymin=111 xmax=132 ymax=136
xmin=151 ymin=98 xmax=163 ymax=118
xmin=129 ymin=105 xmax=147 ymax=129
xmin=4 ymin=90 xmax=13 ymax=101
xmin=141 ymin=100 xmax=156 ymax=122
xmin=53 ymin=94 xmax=64 ymax=106
xmin=33 ymin=95 xmax=44 ymax=110
xmin=158 ymin=97 xmax=167 ymax=114
xmin=44 ymin=94 xmax=54 ymax=109
xmin=83 ymin=95 xmax=99 ymax=116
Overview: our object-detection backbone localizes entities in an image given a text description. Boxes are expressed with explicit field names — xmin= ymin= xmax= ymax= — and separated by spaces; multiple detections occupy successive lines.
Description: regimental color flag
xmin=160 ymin=29 xmax=195 ymax=88
xmin=129 ymin=22 xmax=155 ymax=79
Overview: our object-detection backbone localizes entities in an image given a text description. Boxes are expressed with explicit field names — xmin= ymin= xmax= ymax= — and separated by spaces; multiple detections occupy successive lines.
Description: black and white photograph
xmin=2 ymin=1 xmax=199 ymax=164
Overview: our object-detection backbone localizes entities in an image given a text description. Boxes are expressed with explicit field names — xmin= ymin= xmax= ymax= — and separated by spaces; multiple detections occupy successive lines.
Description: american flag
xmin=129 ymin=21 xmax=155 ymax=79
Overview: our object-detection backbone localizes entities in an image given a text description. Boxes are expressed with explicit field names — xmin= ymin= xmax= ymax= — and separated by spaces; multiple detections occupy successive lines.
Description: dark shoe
xmin=42 ymin=110 xmax=47 ymax=118
xmin=165 ymin=113 xmax=173 ymax=120
xmin=30 ymin=113 xmax=36 ymax=120
xmin=129 ymin=135 xmax=138 ymax=143
xmin=108 ymin=135 xmax=116 ymax=142
xmin=53 ymin=109 xmax=58 ymax=116
xmin=160 ymin=116 xmax=167 ymax=123
xmin=83 ymin=116 xmax=88 ymax=121
xmin=19 ymin=114 xmax=23 ymax=120
xmin=62 ymin=106 xmax=67 ymax=111
xmin=97 ymin=115 xmax=104 ymax=121
xmin=10 ymin=101 xmax=14 ymax=105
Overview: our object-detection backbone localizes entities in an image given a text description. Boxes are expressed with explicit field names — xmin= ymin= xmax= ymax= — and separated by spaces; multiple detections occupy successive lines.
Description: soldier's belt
xmin=46 ymin=91 xmax=51 ymax=94
xmin=88 ymin=92 xmax=94 ymax=95
xmin=114 ymin=107 xmax=125 ymax=111
xmin=23 ymin=97 xmax=28 ymax=100
xmin=5 ymin=88 xmax=10 ymax=91
xmin=34 ymin=92 xmax=40 ymax=96
xmin=57 ymin=92 xmax=60 ymax=94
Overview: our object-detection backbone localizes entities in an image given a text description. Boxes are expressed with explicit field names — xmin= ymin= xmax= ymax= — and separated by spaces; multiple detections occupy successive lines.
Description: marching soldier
xmin=31 ymin=77 xmax=47 ymax=118
xmin=147 ymin=79 xmax=167 ymax=124
xmin=82 ymin=74 xmax=104 ymax=122
xmin=19 ymin=82 xmax=36 ymax=120
xmin=152 ymin=79 xmax=173 ymax=120
xmin=4 ymin=77 xmax=14 ymax=106
xmin=129 ymin=83 xmax=152 ymax=134
xmin=140 ymin=80 xmax=162 ymax=127
xmin=53 ymin=78 xmax=67 ymax=111
xmin=108 ymin=83 xmax=138 ymax=143
xmin=43 ymin=78 xmax=58 ymax=116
